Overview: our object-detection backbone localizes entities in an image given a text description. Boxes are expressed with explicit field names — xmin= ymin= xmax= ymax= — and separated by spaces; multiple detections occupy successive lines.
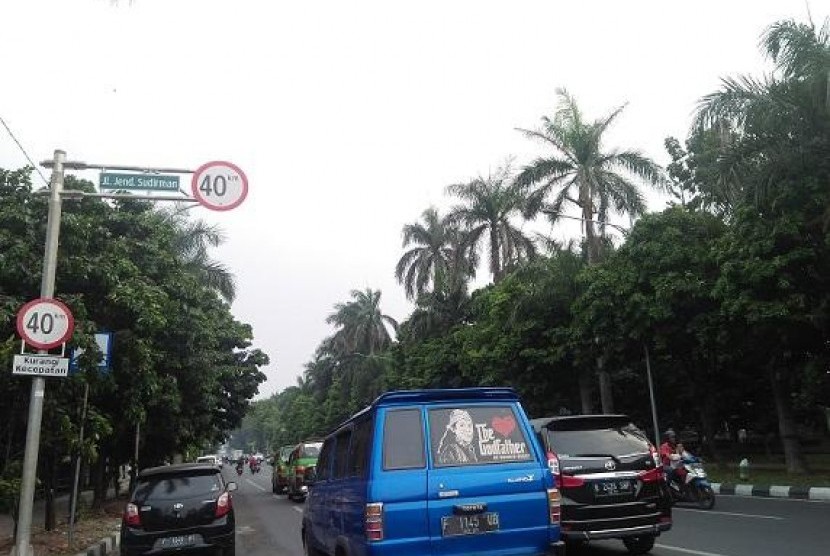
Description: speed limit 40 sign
xmin=16 ymin=298 xmax=75 ymax=350
xmin=191 ymin=161 xmax=248 ymax=211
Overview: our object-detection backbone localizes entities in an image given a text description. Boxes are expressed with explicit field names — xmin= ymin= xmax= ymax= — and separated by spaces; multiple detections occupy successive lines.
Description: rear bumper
xmin=562 ymin=521 xmax=671 ymax=541
xmin=121 ymin=521 xmax=234 ymax=555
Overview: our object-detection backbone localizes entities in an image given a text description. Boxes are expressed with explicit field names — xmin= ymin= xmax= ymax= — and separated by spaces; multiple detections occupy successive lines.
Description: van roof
xmin=330 ymin=388 xmax=520 ymax=434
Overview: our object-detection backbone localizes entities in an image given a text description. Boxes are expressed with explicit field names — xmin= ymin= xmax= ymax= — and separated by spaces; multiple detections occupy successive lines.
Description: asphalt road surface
xmin=120 ymin=464 xmax=830 ymax=556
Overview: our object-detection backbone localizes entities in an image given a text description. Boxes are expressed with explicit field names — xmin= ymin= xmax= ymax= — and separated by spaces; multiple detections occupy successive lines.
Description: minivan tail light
xmin=124 ymin=503 xmax=141 ymax=527
xmin=365 ymin=502 xmax=384 ymax=542
xmin=546 ymin=488 xmax=561 ymax=524
xmin=216 ymin=491 xmax=232 ymax=518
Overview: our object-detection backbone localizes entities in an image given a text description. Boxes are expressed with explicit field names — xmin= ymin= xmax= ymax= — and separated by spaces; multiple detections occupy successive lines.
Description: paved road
xmin=124 ymin=465 xmax=830 ymax=556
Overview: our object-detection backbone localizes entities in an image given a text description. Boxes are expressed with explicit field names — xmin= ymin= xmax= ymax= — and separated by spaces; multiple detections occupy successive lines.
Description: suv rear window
xmin=134 ymin=473 xmax=221 ymax=501
xmin=547 ymin=426 xmax=649 ymax=457
xmin=428 ymin=406 xmax=533 ymax=467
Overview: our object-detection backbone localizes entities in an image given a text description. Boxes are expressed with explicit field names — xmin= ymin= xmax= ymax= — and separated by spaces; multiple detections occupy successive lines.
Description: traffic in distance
xmin=118 ymin=387 xmax=765 ymax=556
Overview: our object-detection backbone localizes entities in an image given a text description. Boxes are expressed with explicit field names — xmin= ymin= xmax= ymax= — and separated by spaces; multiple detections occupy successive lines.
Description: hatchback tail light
xmin=216 ymin=491 xmax=232 ymax=518
xmin=560 ymin=474 xmax=585 ymax=488
xmin=546 ymin=451 xmax=560 ymax=487
xmin=546 ymin=488 xmax=561 ymax=524
xmin=365 ymin=502 xmax=384 ymax=541
xmin=649 ymin=444 xmax=661 ymax=468
xmin=638 ymin=467 xmax=664 ymax=483
xmin=124 ymin=503 xmax=141 ymax=527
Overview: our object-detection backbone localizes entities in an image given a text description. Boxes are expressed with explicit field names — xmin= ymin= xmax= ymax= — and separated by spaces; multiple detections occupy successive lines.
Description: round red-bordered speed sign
xmin=16 ymin=298 xmax=75 ymax=350
xmin=191 ymin=161 xmax=249 ymax=211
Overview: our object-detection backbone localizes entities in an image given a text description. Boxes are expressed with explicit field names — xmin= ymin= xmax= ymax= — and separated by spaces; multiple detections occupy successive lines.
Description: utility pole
xmin=13 ymin=150 xmax=66 ymax=556
xmin=644 ymin=344 xmax=661 ymax=449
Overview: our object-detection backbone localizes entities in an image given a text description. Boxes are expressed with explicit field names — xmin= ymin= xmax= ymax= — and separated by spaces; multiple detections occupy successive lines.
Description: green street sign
xmin=99 ymin=172 xmax=180 ymax=191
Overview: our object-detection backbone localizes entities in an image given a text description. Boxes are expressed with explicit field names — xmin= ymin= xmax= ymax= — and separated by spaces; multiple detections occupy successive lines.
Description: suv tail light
xmin=124 ymin=503 xmax=141 ymax=527
xmin=546 ymin=488 xmax=561 ymax=524
xmin=365 ymin=502 xmax=384 ymax=541
xmin=216 ymin=491 xmax=232 ymax=518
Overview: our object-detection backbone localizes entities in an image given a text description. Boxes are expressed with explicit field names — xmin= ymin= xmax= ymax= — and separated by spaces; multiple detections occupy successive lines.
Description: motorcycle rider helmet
xmin=663 ymin=428 xmax=677 ymax=442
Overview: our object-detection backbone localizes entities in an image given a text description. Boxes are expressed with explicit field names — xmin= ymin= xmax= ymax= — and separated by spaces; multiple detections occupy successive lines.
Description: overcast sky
xmin=0 ymin=0 xmax=815 ymax=397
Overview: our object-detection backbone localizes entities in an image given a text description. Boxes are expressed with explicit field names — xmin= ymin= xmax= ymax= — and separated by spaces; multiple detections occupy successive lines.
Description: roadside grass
xmin=706 ymin=453 xmax=830 ymax=488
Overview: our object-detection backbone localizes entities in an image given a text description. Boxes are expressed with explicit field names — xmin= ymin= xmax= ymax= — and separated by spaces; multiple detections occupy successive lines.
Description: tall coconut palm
xmin=446 ymin=164 xmax=536 ymax=283
xmin=326 ymin=288 xmax=398 ymax=355
xmin=515 ymin=89 xmax=666 ymax=265
xmin=395 ymin=207 xmax=476 ymax=300
xmin=516 ymin=90 xmax=665 ymax=414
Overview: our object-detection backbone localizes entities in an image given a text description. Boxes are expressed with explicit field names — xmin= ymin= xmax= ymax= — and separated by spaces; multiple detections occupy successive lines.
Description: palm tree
xmin=159 ymin=208 xmax=237 ymax=302
xmin=326 ymin=288 xmax=398 ymax=355
xmin=395 ymin=207 xmax=476 ymax=300
xmin=515 ymin=89 xmax=666 ymax=265
xmin=446 ymin=164 xmax=536 ymax=283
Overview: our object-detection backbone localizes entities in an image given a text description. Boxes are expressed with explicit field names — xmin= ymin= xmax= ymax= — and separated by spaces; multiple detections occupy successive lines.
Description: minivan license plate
xmin=156 ymin=534 xmax=198 ymax=549
xmin=593 ymin=479 xmax=633 ymax=497
xmin=442 ymin=512 xmax=500 ymax=536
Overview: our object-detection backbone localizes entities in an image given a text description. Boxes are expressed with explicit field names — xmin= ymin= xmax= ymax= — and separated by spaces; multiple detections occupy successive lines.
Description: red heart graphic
xmin=491 ymin=415 xmax=516 ymax=438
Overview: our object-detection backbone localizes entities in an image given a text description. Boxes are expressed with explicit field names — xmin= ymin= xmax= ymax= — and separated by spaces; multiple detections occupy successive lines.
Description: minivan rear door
xmin=426 ymin=404 xmax=550 ymax=555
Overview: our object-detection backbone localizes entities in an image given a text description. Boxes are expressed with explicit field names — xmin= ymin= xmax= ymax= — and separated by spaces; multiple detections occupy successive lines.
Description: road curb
xmin=712 ymin=483 xmax=830 ymax=501
xmin=73 ymin=529 xmax=120 ymax=556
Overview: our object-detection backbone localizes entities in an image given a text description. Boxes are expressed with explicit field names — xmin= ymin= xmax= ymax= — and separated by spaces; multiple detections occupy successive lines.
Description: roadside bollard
xmin=739 ymin=458 xmax=749 ymax=481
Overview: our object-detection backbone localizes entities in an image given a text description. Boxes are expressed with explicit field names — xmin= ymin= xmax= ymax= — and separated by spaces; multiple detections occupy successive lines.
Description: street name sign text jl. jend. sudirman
xmin=12 ymin=354 xmax=69 ymax=377
xmin=100 ymin=172 xmax=180 ymax=191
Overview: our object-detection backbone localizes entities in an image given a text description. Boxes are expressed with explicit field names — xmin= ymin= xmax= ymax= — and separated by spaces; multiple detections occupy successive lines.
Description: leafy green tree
xmin=447 ymin=164 xmax=536 ymax=283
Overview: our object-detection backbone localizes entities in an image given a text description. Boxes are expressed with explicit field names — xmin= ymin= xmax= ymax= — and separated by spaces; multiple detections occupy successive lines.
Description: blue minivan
xmin=302 ymin=388 xmax=565 ymax=556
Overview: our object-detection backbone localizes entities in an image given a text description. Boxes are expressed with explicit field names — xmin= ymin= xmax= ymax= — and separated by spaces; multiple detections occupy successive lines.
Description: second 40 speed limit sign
xmin=16 ymin=298 xmax=75 ymax=350
xmin=192 ymin=161 xmax=249 ymax=211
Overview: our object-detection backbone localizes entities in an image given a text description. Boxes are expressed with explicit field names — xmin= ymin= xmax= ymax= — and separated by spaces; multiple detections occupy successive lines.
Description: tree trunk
xmin=699 ymin=395 xmax=722 ymax=465
xmin=598 ymin=357 xmax=614 ymax=413
xmin=579 ymin=372 xmax=594 ymax=414
xmin=768 ymin=367 xmax=808 ymax=474
xmin=489 ymin=227 xmax=501 ymax=282
xmin=92 ymin=455 xmax=106 ymax=509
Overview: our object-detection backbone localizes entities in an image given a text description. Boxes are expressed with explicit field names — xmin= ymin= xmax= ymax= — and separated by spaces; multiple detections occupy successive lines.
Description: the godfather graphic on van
xmin=430 ymin=407 xmax=533 ymax=466
xmin=301 ymin=387 xmax=565 ymax=556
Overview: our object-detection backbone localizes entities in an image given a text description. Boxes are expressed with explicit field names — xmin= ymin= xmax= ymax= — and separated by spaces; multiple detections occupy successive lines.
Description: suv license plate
xmin=442 ymin=512 xmax=500 ymax=537
xmin=593 ymin=479 xmax=634 ymax=497
xmin=156 ymin=534 xmax=199 ymax=549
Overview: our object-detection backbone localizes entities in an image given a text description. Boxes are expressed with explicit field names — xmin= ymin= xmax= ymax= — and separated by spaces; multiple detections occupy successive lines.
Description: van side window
xmin=334 ymin=429 xmax=352 ymax=479
xmin=316 ymin=439 xmax=334 ymax=481
xmin=383 ymin=409 xmax=425 ymax=470
xmin=348 ymin=418 xmax=373 ymax=477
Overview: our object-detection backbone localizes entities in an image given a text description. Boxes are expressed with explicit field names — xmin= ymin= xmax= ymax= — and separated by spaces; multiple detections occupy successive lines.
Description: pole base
xmin=9 ymin=543 xmax=34 ymax=556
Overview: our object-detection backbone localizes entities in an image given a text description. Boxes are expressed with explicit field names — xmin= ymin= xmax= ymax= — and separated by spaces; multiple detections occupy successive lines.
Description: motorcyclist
xmin=235 ymin=458 xmax=244 ymax=474
xmin=659 ymin=429 xmax=681 ymax=485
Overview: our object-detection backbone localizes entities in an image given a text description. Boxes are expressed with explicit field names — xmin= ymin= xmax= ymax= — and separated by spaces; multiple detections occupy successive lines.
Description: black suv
xmin=531 ymin=415 xmax=672 ymax=554
xmin=121 ymin=463 xmax=237 ymax=556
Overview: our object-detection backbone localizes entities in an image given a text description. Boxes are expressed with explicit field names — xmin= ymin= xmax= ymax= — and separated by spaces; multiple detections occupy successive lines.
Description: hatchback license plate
xmin=593 ymin=479 xmax=634 ymax=497
xmin=156 ymin=534 xmax=199 ymax=549
xmin=442 ymin=512 xmax=500 ymax=537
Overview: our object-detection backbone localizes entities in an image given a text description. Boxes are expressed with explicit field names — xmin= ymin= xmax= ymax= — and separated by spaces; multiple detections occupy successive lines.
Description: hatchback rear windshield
xmin=135 ymin=473 xmax=221 ymax=501
xmin=428 ymin=406 xmax=533 ymax=467
xmin=547 ymin=426 xmax=649 ymax=457
xmin=302 ymin=443 xmax=322 ymax=458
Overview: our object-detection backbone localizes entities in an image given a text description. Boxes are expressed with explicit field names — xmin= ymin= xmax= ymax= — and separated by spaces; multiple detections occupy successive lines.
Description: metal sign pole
xmin=13 ymin=150 xmax=66 ymax=556
xmin=644 ymin=343 xmax=661 ymax=449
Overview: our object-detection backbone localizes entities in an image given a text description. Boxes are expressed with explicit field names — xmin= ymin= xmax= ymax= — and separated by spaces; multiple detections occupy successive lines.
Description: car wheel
xmin=623 ymin=535 xmax=656 ymax=555
xmin=303 ymin=528 xmax=321 ymax=556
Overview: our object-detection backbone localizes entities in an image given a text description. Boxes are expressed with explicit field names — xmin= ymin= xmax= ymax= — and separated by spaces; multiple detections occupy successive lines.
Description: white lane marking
xmin=245 ymin=479 xmax=267 ymax=492
xmin=674 ymin=508 xmax=784 ymax=520
xmin=293 ymin=506 xmax=303 ymax=514
xmin=655 ymin=544 xmax=731 ymax=556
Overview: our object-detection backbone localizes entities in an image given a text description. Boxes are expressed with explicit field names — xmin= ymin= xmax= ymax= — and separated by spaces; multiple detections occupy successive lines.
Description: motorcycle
xmin=236 ymin=464 xmax=244 ymax=476
xmin=667 ymin=454 xmax=715 ymax=509
xmin=249 ymin=461 xmax=261 ymax=474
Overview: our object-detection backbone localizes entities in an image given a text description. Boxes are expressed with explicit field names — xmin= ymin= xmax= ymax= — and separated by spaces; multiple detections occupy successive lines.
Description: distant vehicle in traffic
xmin=285 ymin=440 xmax=322 ymax=502
xmin=271 ymin=445 xmax=295 ymax=494
xmin=531 ymin=414 xmax=672 ymax=554
xmin=120 ymin=463 xmax=237 ymax=556
xmin=302 ymin=387 xmax=565 ymax=556
xmin=196 ymin=455 xmax=221 ymax=468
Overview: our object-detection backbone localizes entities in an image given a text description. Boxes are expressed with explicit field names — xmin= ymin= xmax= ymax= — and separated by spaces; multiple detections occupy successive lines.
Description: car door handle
xmin=439 ymin=490 xmax=459 ymax=498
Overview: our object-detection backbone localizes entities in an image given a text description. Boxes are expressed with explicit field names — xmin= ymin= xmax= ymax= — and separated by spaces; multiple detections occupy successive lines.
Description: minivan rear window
xmin=547 ymin=426 xmax=650 ymax=457
xmin=134 ymin=473 xmax=221 ymax=501
xmin=383 ymin=409 xmax=425 ymax=470
xmin=428 ymin=406 xmax=533 ymax=467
